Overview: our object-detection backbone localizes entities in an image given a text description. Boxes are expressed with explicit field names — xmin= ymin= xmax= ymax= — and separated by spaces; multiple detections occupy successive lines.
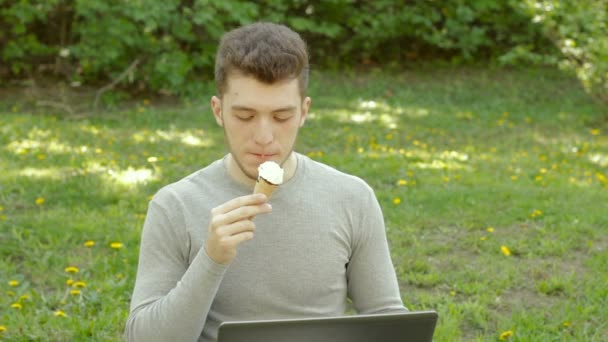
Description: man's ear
xmin=299 ymin=96 xmax=311 ymax=127
xmin=211 ymin=96 xmax=223 ymax=127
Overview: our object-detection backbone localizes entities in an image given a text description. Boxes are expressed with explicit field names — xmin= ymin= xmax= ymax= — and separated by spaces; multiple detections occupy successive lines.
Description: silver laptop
xmin=217 ymin=310 xmax=438 ymax=342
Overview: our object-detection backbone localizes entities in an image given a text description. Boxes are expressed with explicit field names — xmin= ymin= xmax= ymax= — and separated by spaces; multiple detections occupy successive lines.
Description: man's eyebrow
xmin=230 ymin=105 xmax=296 ymax=113
xmin=230 ymin=105 xmax=256 ymax=112
xmin=271 ymin=106 xmax=296 ymax=113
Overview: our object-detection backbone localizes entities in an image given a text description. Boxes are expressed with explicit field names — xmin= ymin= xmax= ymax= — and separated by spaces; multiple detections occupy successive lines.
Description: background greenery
xmin=0 ymin=0 xmax=606 ymax=101
xmin=1 ymin=1 xmax=607 ymax=341
xmin=1 ymin=67 xmax=607 ymax=340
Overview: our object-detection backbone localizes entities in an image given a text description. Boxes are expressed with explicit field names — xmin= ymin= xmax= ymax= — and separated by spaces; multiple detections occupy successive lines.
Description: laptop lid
xmin=217 ymin=310 xmax=438 ymax=342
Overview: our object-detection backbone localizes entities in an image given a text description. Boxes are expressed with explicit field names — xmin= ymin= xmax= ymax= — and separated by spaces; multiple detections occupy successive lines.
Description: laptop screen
xmin=217 ymin=310 xmax=438 ymax=342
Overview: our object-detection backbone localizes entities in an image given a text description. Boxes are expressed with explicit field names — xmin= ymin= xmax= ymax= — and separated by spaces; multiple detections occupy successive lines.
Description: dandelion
xmin=393 ymin=197 xmax=401 ymax=205
xmin=54 ymin=310 xmax=67 ymax=317
xmin=110 ymin=242 xmax=124 ymax=249
xmin=0 ymin=325 xmax=6 ymax=332
xmin=83 ymin=240 xmax=95 ymax=247
xmin=486 ymin=227 xmax=495 ymax=233
xmin=563 ymin=321 xmax=571 ymax=327
xmin=590 ymin=128 xmax=600 ymax=136
xmin=501 ymin=246 xmax=512 ymax=256
xmin=0 ymin=206 xmax=3 ymax=211
xmin=35 ymin=197 xmax=45 ymax=205
xmin=10 ymin=303 xmax=22 ymax=310
xmin=397 ymin=179 xmax=408 ymax=186
xmin=73 ymin=281 xmax=87 ymax=288
xmin=19 ymin=295 xmax=30 ymax=301
xmin=66 ymin=279 xmax=75 ymax=286
xmin=480 ymin=236 xmax=487 ymax=241
xmin=70 ymin=289 xmax=81 ymax=296
xmin=143 ymin=99 xmax=151 ymax=106
xmin=529 ymin=209 xmax=543 ymax=218
xmin=64 ymin=266 xmax=79 ymax=274
xmin=499 ymin=330 xmax=514 ymax=340
xmin=8 ymin=280 xmax=19 ymax=287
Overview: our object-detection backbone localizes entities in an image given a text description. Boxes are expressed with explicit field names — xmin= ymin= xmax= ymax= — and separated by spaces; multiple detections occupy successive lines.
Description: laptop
xmin=217 ymin=310 xmax=438 ymax=342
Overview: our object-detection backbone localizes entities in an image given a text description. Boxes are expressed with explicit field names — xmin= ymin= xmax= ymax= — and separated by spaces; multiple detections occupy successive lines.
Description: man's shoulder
xmin=152 ymin=158 xmax=224 ymax=204
xmin=299 ymin=154 xmax=373 ymax=195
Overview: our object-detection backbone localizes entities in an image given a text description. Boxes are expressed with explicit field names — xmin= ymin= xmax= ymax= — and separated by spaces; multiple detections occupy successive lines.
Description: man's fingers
xmin=212 ymin=194 xmax=267 ymax=215
xmin=211 ymin=203 xmax=272 ymax=229
xmin=216 ymin=220 xmax=256 ymax=237
xmin=223 ymin=231 xmax=255 ymax=247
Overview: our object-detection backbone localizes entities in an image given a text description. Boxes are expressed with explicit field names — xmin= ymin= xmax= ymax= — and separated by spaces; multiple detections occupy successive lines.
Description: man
xmin=126 ymin=22 xmax=406 ymax=342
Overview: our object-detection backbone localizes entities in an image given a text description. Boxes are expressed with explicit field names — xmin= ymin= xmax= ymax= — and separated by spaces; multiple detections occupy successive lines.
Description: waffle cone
xmin=253 ymin=177 xmax=278 ymax=198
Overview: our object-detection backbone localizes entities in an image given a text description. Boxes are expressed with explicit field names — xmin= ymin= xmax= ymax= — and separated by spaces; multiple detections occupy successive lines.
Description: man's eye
xmin=236 ymin=115 xmax=254 ymax=121
xmin=275 ymin=115 xmax=292 ymax=122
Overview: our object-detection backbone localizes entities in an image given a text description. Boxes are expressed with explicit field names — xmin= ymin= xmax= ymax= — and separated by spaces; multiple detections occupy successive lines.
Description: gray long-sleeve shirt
xmin=126 ymin=153 xmax=406 ymax=341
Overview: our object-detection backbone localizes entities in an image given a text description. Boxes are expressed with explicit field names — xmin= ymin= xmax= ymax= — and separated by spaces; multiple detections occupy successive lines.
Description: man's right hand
xmin=205 ymin=193 xmax=272 ymax=265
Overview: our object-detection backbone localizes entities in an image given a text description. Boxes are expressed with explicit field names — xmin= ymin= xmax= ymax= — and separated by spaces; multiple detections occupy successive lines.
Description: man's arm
xmin=125 ymin=191 xmax=271 ymax=341
xmin=346 ymin=186 xmax=408 ymax=314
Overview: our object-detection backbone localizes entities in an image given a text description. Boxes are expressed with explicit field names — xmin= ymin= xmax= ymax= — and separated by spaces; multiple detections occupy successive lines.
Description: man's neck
xmin=226 ymin=152 xmax=298 ymax=188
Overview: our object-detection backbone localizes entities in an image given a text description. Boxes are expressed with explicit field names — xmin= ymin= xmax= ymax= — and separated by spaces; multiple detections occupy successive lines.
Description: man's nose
xmin=253 ymin=118 xmax=273 ymax=145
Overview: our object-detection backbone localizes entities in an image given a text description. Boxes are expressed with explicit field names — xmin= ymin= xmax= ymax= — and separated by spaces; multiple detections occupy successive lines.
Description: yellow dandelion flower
xmin=480 ymin=236 xmax=487 ymax=241
xmin=397 ymin=179 xmax=408 ymax=186
xmin=501 ymin=246 xmax=512 ymax=256
xmin=110 ymin=242 xmax=124 ymax=249
xmin=70 ymin=289 xmax=81 ymax=296
xmin=7 ymin=291 xmax=15 ymax=296
xmin=83 ymin=240 xmax=95 ymax=247
xmin=11 ymin=303 xmax=22 ymax=310
xmin=19 ymin=295 xmax=30 ymax=301
xmin=0 ymin=325 xmax=6 ymax=332
xmin=143 ymin=99 xmax=151 ymax=106
xmin=35 ymin=197 xmax=45 ymax=205
xmin=510 ymin=175 xmax=518 ymax=181
xmin=486 ymin=227 xmax=495 ymax=233
xmin=36 ymin=154 xmax=46 ymax=160
xmin=8 ymin=280 xmax=19 ymax=287
xmin=54 ymin=310 xmax=67 ymax=317
xmin=66 ymin=279 xmax=75 ymax=286
xmin=385 ymin=133 xmax=393 ymax=140
xmin=590 ymin=128 xmax=600 ymax=136
xmin=0 ymin=214 xmax=6 ymax=221
xmin=357 ymin=147 xmax=364 ymax=154
xmin=563 ymin=321 xmax=570 ymax=327
xmin=529 ymin=209 xmax=543 ymax=218
xmin=393 ymin=197 xmax=401 ymax=205
xmin=0 ymin=206 xmax=3 ymax=211
xmin=73 ymin=281 xmax=87 ymax=288
xmin=499 ymin=330 xmax=514 ymax=340
xmin=64 ymin=266 xmax=79 ymax=274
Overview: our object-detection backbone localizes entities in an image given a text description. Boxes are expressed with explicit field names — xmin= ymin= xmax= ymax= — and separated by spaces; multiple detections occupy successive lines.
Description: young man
xmin=126 ymin=22 xmax=406 ymax=342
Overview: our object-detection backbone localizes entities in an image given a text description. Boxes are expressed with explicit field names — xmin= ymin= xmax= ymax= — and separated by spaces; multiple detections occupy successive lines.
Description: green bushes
xmin=519 ymin=0 xmax=608 ymax=102
xmin=0 ymin=0 xmax=605 ymax=101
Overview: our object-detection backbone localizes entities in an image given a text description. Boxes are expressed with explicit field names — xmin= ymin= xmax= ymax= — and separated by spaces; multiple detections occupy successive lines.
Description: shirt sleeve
xmin=125 ymin=189 xmax=227 ymax=342
xmin=346 ymin=185 xmax=408 ymax=314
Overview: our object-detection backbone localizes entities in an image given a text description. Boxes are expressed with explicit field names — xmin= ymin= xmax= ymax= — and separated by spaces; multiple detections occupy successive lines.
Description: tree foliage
xmin=0 ymin=0 xmax=605 ymax=101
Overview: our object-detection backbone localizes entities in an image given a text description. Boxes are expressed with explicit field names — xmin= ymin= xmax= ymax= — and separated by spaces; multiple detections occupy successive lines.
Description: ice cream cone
xmin=253 ymin=177 xmax=278 ymax=198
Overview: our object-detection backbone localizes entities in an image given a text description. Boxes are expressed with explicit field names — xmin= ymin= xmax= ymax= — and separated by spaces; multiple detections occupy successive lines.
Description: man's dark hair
xmin=215 ymin=22 xmax=309 ymax=98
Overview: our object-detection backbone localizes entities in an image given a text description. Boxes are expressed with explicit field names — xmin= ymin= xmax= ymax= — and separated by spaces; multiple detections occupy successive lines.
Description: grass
xmin=1 ymin=65 xmax=607 ymax=341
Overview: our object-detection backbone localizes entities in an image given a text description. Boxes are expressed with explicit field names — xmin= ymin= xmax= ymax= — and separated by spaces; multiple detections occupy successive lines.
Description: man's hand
xmin=205 ymin=193 xmax=272 ymax=265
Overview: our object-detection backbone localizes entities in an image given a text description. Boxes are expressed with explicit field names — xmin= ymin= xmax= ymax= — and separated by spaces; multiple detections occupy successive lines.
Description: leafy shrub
xmin=1 ymin=0 xmax=603 ymax=102
xmin=518 ymin=0 xmax=608 ymax=102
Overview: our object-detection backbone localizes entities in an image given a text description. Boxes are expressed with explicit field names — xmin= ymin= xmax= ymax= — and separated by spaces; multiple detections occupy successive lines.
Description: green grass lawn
xmin=1 ymin=66 xmax=607 ymax=341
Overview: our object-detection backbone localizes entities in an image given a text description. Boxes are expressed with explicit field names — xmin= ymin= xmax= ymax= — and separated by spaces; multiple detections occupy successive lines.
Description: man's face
xmin=211 ymin=74 xmax=311 ymax=180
